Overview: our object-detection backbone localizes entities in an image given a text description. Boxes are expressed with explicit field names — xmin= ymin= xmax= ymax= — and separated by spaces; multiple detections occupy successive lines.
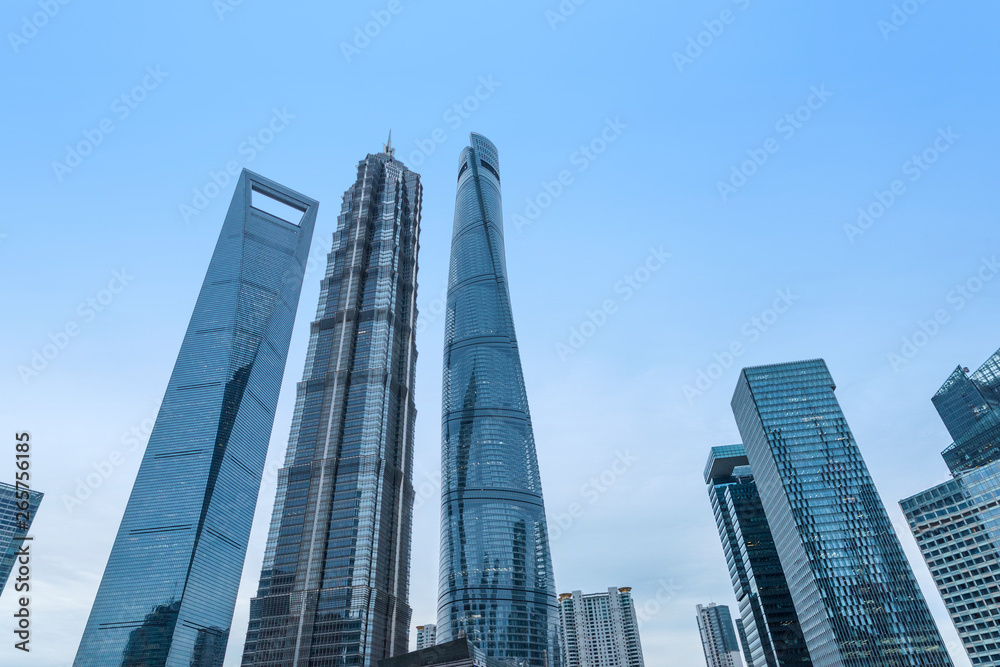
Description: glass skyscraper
xmin=74 ymin=170 xmax=318 ymax=667
xmin=436 ymin=133 xmax=560 ymax=666
xmin=731 ymin=359 xmax=953 ymax=667
xmin=901 ymin=348 xmax=1000 ymax=665
xmin=933 ymin=351 xmax=1000 ymax=474
xmin=241 ymin=140 xmax=421 ymax=666
xmin=0 ymin=482 xmax=43 ymax=596
xmin=697 ymin=603 xmax=745 ymax=667
xmin=704 ymin=446 xmax=810 ymax=667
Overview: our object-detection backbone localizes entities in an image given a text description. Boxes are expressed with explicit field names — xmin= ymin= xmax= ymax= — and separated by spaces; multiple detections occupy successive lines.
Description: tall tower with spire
xmin=384 ymin=130 xmax=395 ymax=157
xmin=437 ymin=134 xmax=560 ymax=666
xmin=241 ymin=140 xmax=422 ymax=666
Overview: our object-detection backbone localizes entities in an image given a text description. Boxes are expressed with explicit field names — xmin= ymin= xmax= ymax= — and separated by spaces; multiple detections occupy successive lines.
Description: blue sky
xmin=2 ymin=0 xmax=999 ymax=664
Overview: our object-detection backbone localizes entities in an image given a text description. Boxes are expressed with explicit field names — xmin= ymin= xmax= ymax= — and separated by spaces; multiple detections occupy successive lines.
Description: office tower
xmin=0 ymin=482 xmax=43 ymax=596
xmin=704 ymin=446 xmax=811 ymax=667
xmin=436 ymin=133 xmax=560 ymax=666
xmin=902 ymin=464 xmax=1000 ymax=666
xmin=934 ymin=351 xmax=1000 ymax=474
xmin=74 ymin=171 xmax=317 ymax=667
xmin=731 ymin=359 xmax=953 ymax=667
xmin=416 ymin=624 xmax=437 ymax=650
xmin=697 ymin=603 xmax=744 ymax=667
xmin=901 ymin=348 xmax=1000 ymax=665
xmin=735 ymin=620 xmax=752 ymax=667
xmin=558 ymin=587 xmax=645 ymax=667
xmin=241 ymin=139 xmax=421 ymax=666
xmin=379 ymin=638 xmax=506 ymax=667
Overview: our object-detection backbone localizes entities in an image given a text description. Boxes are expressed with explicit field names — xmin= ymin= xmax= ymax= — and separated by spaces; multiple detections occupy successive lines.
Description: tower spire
xmin=383 ymin=130 xmax=395 ymax=158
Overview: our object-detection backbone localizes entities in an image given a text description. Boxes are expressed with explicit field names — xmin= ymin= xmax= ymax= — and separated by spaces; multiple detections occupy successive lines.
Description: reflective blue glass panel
xmin=705 ymin=446 xmax=811 ymax=667
xmin=74 ymin=171 xmax=317 ymax=667
xmin=934 ymin=350 xmax=1000 ymax=474
xmin=732 ymin=360 xmax=952 ymax=666
xmin=0 ymin=482 xmax=43 ymax=596
xmin=437 ymin=134 xmax=560 ymax=667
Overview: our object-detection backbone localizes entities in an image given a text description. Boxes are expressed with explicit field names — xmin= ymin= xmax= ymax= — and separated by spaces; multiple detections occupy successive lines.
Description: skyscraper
xmin=731 ymin=359 xmax=953 ymax=667
xmin=933 ymin=351 xmax=1000 ymax=474
xmin=241 ymin=140 xmax=421 ymax=666
xmin=697 ymin=603 xmax=744 ymax=667
xmin=0 ymin=482 xmax=43 ymax=596
xmin=416 ymin=624 xmax=437 ymax=650
xmin=902 ymin=463 xmax=1000 ymax=666
xmin=704 ymin=446 xmax=811 ymax=667
xmin=558 ymin=587 xmax=645 ymax=667
xmin=74 ymin=170 xmax=317 ymax=667
xmin=901 ymin=348 xmax=1000 ymax=665
xmin=436 ymin=133 xmax=560 ymax=666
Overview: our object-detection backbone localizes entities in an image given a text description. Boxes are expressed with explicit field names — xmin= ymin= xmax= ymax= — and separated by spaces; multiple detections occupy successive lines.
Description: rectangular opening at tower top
xmin=251 ymin=187 xmax=306 ymax=226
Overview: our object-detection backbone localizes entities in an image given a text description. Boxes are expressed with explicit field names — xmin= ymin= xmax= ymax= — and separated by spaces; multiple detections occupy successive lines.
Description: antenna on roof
xmin=383 ymin=130 xmax=395 ymax=158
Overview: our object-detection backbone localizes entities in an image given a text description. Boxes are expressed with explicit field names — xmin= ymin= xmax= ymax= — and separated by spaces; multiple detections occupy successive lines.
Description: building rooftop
xmin=704 ymin=444 xmax=749 ymax=484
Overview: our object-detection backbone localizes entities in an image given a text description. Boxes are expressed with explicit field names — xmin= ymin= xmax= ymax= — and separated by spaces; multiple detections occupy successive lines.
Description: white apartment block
xmin=559 ymin=587 xmax=645 ymax=667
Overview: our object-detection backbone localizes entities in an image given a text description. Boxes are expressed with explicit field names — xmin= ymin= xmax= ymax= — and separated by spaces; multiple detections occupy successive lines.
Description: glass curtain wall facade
xmin=900 ymin=348 xmax=1000 ymax=665
xmin=74 ymin=171 xmax=318 ymax=667
xmin=934 ymin=350 xmax=1000 ymax=474
xmin=731 ymin=360 xmax=953 ymax=667
xmin=0 ymin=482 xmax=43 ymax=596
xmin=697 ymin=603 xmax=745 ymax=667
xmin=437 ymin=133 xmax=560 ymax=666
xmin=241 ymin=143 xmax=421 ymax=666
xmin=704 ymin=446 xmax=811 ymax=667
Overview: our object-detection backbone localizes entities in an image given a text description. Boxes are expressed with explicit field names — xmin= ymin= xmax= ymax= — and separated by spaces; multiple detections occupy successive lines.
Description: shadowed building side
xmin=378 ymin=638 xmax=507 ymax=667
xmin=704 ymin=445 xmax=811 ymax=667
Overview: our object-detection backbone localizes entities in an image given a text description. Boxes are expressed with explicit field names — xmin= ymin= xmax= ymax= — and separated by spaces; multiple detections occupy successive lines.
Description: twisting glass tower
xmin=437 ymin=133 xmax=560 ymax=666
xmin=74 ymin=171 xmax=317 ymax=667
xmin=241 ymin=138 xmax=421 ymax=666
